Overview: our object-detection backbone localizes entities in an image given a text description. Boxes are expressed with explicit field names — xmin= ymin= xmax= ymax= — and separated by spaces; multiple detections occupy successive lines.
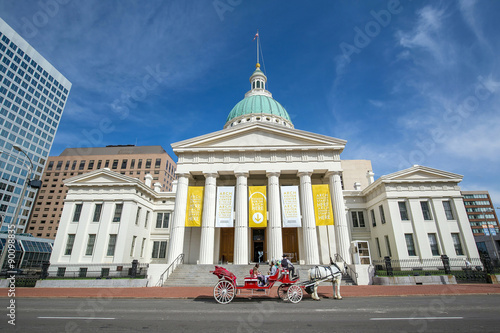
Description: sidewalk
xmin=2 ymin=284 xmax=500 ymax=299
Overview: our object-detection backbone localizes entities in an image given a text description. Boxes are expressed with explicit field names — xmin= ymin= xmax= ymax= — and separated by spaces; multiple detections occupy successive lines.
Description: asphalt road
xmin=2 ymin=295 xmax=500 ymax=332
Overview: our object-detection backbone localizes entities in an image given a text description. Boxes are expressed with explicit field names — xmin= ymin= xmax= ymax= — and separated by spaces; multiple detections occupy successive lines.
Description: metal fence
xmin=46 ymin=260 xmax=149 ymax=279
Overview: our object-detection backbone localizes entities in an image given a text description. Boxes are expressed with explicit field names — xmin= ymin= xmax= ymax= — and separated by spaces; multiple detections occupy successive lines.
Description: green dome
xmin=226 ymin=95 xmax=291 ymax=123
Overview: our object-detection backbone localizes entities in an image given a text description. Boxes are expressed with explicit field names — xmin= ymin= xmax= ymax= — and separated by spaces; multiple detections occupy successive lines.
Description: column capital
xmin=234 ymin=171 xmax=249 ymax=178
xmin=175 ymin=172 xmax=191 ymax=179
xmin=297 ymin=170 xmax=313 ymax=178
xmin=325 ymin=170 xmax=341 ymax=178
xmin=266 ymin=171 xmax=281 ymax=178
xmin=203 ymin=172 xmax=219 ymax=179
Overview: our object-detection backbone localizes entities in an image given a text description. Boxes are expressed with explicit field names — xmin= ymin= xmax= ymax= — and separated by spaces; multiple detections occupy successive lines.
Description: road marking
xmin=370 ymin=317 xmax=463 ymax=321
xmin=38 ymin=317 xmax=115 ymax=320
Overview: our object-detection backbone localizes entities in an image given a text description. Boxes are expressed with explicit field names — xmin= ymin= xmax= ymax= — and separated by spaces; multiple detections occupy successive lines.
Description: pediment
xmin=383 ymin=165 xmax=463 ymax=182
xmin=64 ymin=169 xmax=138 ymax=186
xmin=172 ymin=122 xmax=346 ymax=152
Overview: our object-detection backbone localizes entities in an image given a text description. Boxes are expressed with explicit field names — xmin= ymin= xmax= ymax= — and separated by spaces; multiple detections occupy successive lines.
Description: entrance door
xmin=282 ymin=228 xmax=299 ymax=262
xmin=252 ymin=229 xmax=266 ymax=262
xmin=219 ymin=228 xmax=234 ymax=263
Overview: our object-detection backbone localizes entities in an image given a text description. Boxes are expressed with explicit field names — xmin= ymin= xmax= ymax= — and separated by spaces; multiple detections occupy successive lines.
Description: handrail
xmin=333 ymin=253 xmax=358 ymax=279
xmin=156 ymin=253 xmax=184 ymax=287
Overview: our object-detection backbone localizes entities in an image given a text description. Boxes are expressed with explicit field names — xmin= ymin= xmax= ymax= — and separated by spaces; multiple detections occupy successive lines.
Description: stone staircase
xmin=162 ymin=264 xmax=356 ymax=287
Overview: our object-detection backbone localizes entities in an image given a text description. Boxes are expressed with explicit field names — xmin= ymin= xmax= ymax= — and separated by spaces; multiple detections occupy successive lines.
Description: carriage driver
xmin=281 ymin=254 xmax=297 ymax=279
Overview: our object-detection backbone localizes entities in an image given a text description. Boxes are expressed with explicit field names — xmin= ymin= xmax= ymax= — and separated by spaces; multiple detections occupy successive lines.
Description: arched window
xmin=256 ymin=81 xmax=260 ymax=89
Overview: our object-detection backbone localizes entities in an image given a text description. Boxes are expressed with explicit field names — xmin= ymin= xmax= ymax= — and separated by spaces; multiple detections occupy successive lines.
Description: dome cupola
xmin=224 ymin=63 xmax=293 ymax=129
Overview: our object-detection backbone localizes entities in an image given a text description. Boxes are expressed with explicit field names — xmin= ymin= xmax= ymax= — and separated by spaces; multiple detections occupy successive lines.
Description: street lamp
xmin=485 ymin=207 xmax=500 ymax=264
xmin=0 ymin=146 xmax=35 ymax=270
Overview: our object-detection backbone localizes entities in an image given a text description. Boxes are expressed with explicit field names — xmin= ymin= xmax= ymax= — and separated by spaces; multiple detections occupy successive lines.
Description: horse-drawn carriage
xmin=210 ymin=263 xmax=343 ymax=304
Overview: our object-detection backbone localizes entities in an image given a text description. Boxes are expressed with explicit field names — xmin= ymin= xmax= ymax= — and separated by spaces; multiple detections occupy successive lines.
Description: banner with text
xmin=280 ymin=186 xmax=301 ymax=228
xmin=312 ymin=184 xmax=334 ymax=226
xmin=248 ymin=186 xmax=267 ymax=228
xmin=185 ymin=186 xmax=204 ymax=227
xmin=216 ymin=186 xmax=235 ymax=227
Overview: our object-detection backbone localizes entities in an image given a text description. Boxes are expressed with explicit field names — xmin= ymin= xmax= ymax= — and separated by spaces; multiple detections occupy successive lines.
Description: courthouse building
xmin=49 ymin=63 xmax=479 ymax=285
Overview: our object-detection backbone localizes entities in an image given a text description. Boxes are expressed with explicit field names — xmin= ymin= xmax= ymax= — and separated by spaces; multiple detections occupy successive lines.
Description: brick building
xmin=26 ymin=145 xmax=176 ymax=239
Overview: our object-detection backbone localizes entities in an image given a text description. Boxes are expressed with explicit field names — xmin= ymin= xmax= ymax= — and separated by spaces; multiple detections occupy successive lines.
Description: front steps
xmin=162 ymin=264 xmax=356 ymax=287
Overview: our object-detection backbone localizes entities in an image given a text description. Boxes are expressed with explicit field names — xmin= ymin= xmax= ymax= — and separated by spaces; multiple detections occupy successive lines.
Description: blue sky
xmin=1 ymin=0 xmax=499 ymax=207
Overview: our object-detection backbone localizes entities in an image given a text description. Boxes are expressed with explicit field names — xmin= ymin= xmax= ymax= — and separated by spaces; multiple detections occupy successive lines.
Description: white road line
xmin=370 ymin=317 xmax=463 ymax=321
xmin=38 ymin=317 xmax=115 ymax=320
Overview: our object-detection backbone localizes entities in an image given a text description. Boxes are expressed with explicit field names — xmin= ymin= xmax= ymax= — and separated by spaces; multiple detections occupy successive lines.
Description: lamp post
xmin=485 ymin=207 xmax=500 ymax=265
xmin=0 ymin=146 xmax=34 ymax=270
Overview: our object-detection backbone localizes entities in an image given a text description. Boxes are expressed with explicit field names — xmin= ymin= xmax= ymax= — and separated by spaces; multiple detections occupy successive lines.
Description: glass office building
xmin=0 ymin=18 xmax=71 ymax=233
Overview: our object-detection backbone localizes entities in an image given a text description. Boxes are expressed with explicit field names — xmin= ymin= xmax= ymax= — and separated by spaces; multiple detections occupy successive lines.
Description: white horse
xmin=307 ymin=263 xmax=342 ymax=301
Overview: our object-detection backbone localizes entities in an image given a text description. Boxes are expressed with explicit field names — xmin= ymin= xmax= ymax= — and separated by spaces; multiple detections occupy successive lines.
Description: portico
xmin=166 ymin=63 xmax=350 ymax=266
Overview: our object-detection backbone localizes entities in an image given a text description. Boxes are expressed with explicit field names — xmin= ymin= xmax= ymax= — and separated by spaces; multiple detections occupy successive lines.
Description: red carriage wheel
xmin=214 ymin=280 xmax=235 ymax=304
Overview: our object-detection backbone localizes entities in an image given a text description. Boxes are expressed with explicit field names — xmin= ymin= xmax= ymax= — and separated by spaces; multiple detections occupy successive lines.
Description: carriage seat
xmin=244 ymin=269 xmax=259 ymax=287
xmin=267 ymin=267 xmax=281 ymax=282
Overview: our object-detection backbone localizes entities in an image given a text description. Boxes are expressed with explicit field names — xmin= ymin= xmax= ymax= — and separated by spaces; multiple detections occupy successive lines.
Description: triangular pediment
xmin=172 ymin=122 xmax=346 ymax=152
xmin=64 ymin=169 xmax=140 ymax=186
xmin=383 ymin=165 xmax=463 ymax=182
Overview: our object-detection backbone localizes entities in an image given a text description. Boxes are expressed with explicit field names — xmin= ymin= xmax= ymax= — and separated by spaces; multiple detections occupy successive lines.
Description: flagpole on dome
xmin=253 ymin=30 xmax=259 ymax=67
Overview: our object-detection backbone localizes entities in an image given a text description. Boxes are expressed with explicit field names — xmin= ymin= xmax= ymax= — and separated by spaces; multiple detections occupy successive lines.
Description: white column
xmin=234 ymin=172 xmax=249 ymax=264
xmin=267 ymin=171 xmax=283 ymax=262
xmin=298 ymin=171 xmax=320 ymax=265
xmin=166 ymin=173 xmax=189 ymax=264
xmin=199 ymin=173 xmax=218 ymax=264
xmin=327 ymin=171 xmax=351 ymax=264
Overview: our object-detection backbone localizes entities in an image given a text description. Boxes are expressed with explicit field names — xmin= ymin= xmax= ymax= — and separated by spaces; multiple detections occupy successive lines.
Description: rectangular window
xmin=145 ymin=159 xmax=152 ymax=168
xmin=56 ymin=267 xmax=66 ymax=277
xmin=56 ymin=161 xmax=62 ymax=170
xmin=107 ymin=234 xmax=117 ymax=256
xmin=121 ymin=159 xmax=127 ymax=169
xmin=379 ymin=205 xmax=386 ymax=224
xmin=156 ymin=212 xmax=170 ymax=228
xmin=375 ymin=237 xmax=382 ymax=257
xmin=130 ymin=159 xmax=135 ymax=169
xmin=451 ymin=233 xmax=464 ymax=255
xmin=371 ymin=209 xmax=376 ymax=227
xmin=92 ymin=204 xmax=102 ymax=222
xmin=428 ymin=233 xmax=439 ymax=256
xmin=351 ymin=211 xmax=365 ymax=228
xmin=135 ymin=207 xmax=141 ymax=225
xmin=96 ymin=160 xmax=102 ymax=169
xmin=72 ymin=204 xmax=82 ymax=222
xmin=85 ymin=234 xmax=96 ymax=256
xmin=145 ymin=211 xmax=150 ymax=228
xmin=112 ymin=160 xmax=118 ymax=169
xmin=101 ymin=268 xmax=110 ymax=278
xmin=71 ymin=160 xmax=76 ymax=170
xmin=443 ymin=201 xmax=454 ymax=220
xmin=64 ymin=234 xmax=75 ymax=255
xmin=384 ymin=235 xmax=392 ymax=257
xmin=65 ymin=161 xmax=70 ymax=170
xmin=140 ymin=238 xmax=146 ymax=257
xmin=88 ymin=160 xmax=94 ymax=169
xmin=137 ymin=159 xmax=143 ymax=168
xmin=113 ymin=204 xmax=123 ymax=222
xmin=152 ymin=240 xmax=167 ymax=258
xmin=421 ymin=201 xmax=432 ymax=220
xmin=47 ymin=161 xmax=54 ymax=170
xmin=130 ymin=235 xmax=137 ymax=257
xmin=398 ymin=201 xmax=409 ymax=221
xmin=405 ymin=234 xmax=416 ymax=256
xmin=104 ymin=160 xmax=109 ymax=168
xmin=79 ymin=268 xmax=87 ymax=278
xmin=79 ymin=160 xmax=85 ymax=170
xmin=155 ymin=158 xmax=161 ymax=168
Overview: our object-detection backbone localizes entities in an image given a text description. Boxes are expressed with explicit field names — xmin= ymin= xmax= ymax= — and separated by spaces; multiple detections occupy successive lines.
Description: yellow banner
xmin=312 ymin=184 xmax=334 ymax=226
xmin=248 ymin=186 xmax=267 ymax=228
xmin=185 ymin=186 xmax=204 ymax=227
